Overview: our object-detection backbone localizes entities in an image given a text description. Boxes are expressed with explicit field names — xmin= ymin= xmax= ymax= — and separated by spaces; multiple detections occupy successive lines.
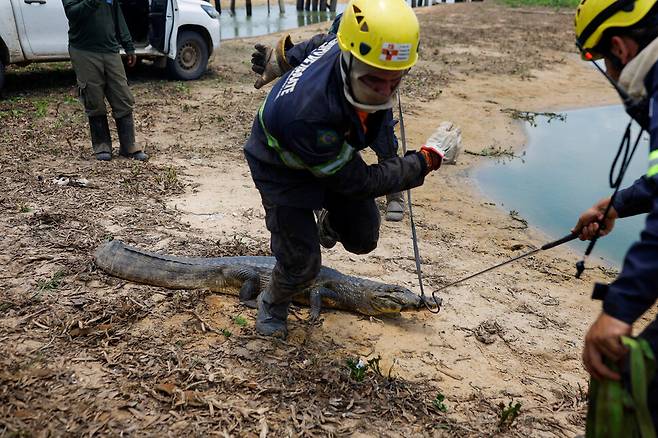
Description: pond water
xmin=476 ymin=105 xmax=649 ymax=268
xmin=219 ymin=2 xmax=347 ymax=40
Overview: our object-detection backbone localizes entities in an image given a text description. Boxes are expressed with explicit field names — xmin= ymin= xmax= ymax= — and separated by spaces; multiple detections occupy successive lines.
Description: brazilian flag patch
xmin=317 ymin=129 xmax=340 ymax=148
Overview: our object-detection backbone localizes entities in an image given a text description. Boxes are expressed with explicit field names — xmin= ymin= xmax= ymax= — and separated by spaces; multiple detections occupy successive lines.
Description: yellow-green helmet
xmin=575 ymin=0 xmax=657 ymax=59
xmin=336 ymin=0 xmax=420 ymax=70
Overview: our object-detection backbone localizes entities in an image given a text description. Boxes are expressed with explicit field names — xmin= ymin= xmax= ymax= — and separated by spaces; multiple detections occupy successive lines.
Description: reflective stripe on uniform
xmin=648 ymin=149 xmax=658 ymax=177
xmin=257 ymin=102 xmax=355 ymax=177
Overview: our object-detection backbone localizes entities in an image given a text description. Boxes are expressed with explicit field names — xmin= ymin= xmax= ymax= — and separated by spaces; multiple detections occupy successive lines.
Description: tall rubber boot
xmin=89 ymin=115 xmax=112 ymax=161
xmin=385 ymin=192 xmax=405 ymax=222
xmin=115 ymin=114 xmax=148 ymax=161
xmin=255 ymin=286 xmax=291 ymax=338
xmin=315 ymin=209 xmax=338 ymax=249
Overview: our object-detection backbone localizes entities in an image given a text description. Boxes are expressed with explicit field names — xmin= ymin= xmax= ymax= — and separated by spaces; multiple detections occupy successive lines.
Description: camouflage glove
xmin=251 ymin=34 xmax=294 ymax=89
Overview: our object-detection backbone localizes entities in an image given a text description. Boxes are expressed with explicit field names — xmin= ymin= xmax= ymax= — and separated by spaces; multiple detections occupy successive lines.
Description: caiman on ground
xmin=94 ymin=240 xmax=423 ymax=318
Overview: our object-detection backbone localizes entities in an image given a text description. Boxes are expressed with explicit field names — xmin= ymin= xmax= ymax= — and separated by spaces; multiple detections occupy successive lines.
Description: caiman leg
xmin=224 ymin=267 xmax=262 ymax=308
xmin=309 ymin=286 xmax=340 ymax=320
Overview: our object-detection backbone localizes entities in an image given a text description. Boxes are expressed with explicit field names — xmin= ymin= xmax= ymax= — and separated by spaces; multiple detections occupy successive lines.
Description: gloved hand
xmin=251 ymin=35 xmax=294 ymax=89
xmin=419 ymin=144 xmax=444 ymax=174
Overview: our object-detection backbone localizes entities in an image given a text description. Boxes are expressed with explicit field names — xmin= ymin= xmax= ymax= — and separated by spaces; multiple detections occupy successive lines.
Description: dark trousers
xmin=261 ymin=191 xmax=380 ymax=303
xmin=69 ymin=46 xmax=134 ymax=119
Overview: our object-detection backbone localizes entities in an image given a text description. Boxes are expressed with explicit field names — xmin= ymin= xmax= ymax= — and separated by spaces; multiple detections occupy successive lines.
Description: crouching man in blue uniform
xmin=251 ymin=14 xmax=407 ymax=221
xmin=244 ymin=0 xmax=444 ymax=338
xmin=573 ymin=0 xmax=658 ymax=423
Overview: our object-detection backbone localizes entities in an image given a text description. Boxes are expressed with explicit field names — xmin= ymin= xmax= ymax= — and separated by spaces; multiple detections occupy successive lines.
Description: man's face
xmin=358 ymin=69 xmax=405 ymax=101
xmin=604 ymin=57 xmax=622 ymax=81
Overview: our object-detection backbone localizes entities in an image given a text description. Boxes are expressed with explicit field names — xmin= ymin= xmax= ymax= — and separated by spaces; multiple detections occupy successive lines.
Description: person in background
xmin=63 ymin=0 xmax=148 ymax=161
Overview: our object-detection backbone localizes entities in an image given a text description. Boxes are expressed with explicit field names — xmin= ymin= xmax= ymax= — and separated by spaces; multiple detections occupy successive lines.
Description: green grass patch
xmin=498 ymin=400 xmax=522 ymax=429
xmin=173 ymin=82 xmax=190 ymax=94
xmin=432 ymin=393 xmax=448 ymax=412
xmin=346 ymin=356 xmax=386 ymax=382
xmin=0 ymin=108 xmax=26 ymax=120
xmin=233 ymin=315 xmax=247 ymax=327
xmin=498 ymin=0 xmax=579 ymax=8
xmin=156 ymin=166 xmax=179 ymax=190
xmin=33 ymin=99 xmax=49 ymax=118
xmin=16 ymin=201 xmax=32 ymax=213
xmin=37 ymin=271 xmax=65 ymax=291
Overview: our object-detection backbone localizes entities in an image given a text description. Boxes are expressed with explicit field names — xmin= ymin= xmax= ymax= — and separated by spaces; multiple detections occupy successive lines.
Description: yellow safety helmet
xmin=336 ymin=0 xmax=420 ymax=70
xmin=575 ymin=0 xmax=657 ymax=59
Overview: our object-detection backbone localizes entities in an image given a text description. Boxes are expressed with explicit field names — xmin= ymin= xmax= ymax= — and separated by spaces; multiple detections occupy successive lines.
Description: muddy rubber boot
xmin=385 ymin=192 xmax=405 ymax=222
xmin=115 ymin=114 xmax=148 ymax=161
xmin=315 ymin=209 xmax=338 ymax=249
xmin=255 ymin=288 xmax=290 ymax=338
xmin=89 ymin=116 xmax=112 ymax=161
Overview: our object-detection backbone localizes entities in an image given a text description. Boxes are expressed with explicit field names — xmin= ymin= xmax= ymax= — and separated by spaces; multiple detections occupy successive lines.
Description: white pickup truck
xmin=0 ymin=0 xmax=221 ymax=92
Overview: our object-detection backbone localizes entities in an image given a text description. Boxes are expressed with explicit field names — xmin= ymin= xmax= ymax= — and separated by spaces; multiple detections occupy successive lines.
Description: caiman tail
xmin=94 ymin=240 xmax=270 ymax=295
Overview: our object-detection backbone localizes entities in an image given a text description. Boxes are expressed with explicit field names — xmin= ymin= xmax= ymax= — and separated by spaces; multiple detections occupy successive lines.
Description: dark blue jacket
xmin=243 ymin=35 xmax=426 ymax=209
xmin=594 ymin=62 xmax=658 ymax=324
xmin=284 ymin=31 xmax=400 ymax=161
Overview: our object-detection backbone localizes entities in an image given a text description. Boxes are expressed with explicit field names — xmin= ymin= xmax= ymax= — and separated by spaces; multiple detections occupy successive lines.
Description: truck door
xmin=149 ymin=0 xmax=174 ymax=53
xmin=15 ymin=0 xmax=69 ymax=57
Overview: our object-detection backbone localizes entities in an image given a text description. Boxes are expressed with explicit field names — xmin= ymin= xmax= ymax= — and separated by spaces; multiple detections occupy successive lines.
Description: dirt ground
xmin=1 ymin=2 xmax=650 ymax=436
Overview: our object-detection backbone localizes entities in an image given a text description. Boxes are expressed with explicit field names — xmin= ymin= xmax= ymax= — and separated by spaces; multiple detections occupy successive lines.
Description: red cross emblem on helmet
xmin=381 ymin=44 xmax=399 ymax=61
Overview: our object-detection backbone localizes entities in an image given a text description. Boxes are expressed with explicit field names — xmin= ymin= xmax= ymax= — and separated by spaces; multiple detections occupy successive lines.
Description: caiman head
xmin=358 ymin=281 xmax=423 ymax=316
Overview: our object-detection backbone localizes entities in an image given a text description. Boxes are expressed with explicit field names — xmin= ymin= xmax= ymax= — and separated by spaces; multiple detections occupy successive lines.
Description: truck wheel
xmin=0 ymin=60 xmax=5 ymax=95
xmin=167 ymin=31 xmax=209 ymax=80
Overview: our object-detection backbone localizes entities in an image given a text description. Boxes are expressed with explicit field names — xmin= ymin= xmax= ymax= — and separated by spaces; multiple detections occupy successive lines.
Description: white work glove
xmin=425 ymin=121 xmax=462 ymax=165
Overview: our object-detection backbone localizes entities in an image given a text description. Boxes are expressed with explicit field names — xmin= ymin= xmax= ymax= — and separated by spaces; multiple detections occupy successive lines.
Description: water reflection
xmin=220 ymin=3 xmax=347 ymax=40
xmin=476 ymin=105 xmax=648 ymax=267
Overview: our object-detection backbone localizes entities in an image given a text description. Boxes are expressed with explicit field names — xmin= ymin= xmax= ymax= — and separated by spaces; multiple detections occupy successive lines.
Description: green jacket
xmin=62 ymin=0 xmax=135 ymax=54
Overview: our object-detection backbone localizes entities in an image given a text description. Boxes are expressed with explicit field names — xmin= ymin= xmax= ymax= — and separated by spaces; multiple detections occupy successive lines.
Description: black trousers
xmin=261 ymin=191 xmax=380 ymax=304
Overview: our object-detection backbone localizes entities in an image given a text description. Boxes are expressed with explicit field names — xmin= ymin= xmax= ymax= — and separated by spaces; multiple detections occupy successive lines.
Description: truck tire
xmin=167 ymin=31 xmax=209 ymax=81
xmin=0 ymin=60 xmax=5 ymax=95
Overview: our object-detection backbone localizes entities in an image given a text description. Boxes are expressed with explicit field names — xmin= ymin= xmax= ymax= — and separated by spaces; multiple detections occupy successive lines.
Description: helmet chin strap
xmin=339 ymin=52 xmax=397 ymax=113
